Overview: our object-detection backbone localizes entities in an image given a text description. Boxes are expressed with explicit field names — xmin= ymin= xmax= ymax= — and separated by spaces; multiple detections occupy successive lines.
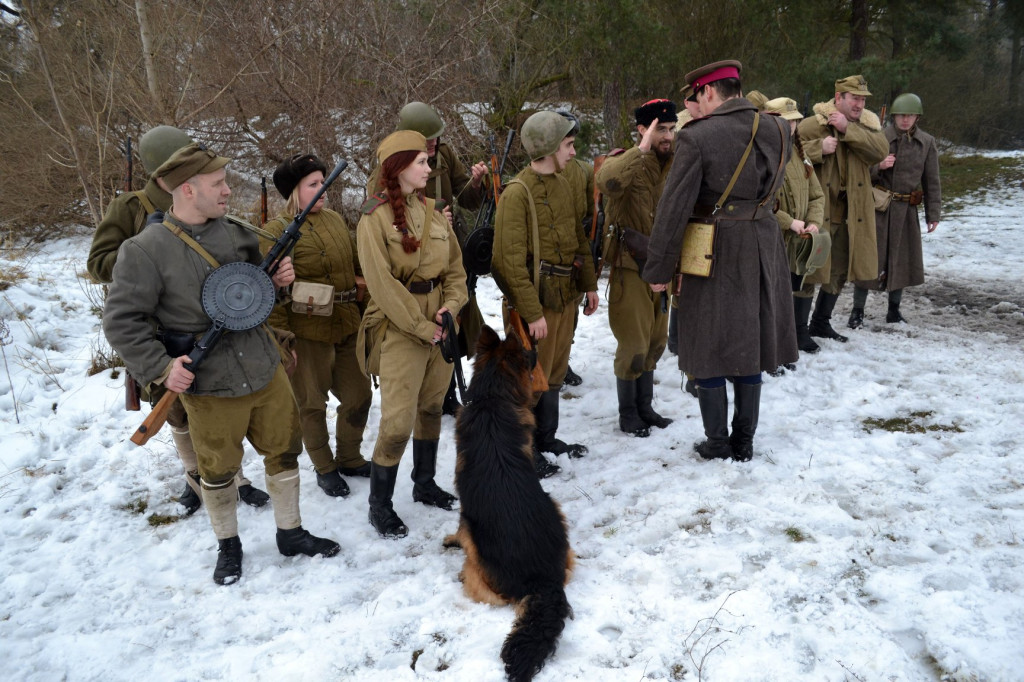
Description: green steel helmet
xmin=397 ymin=101 xmax=445 ymax=139
xmin=139 ymin=126 xmax=194 ymax=176
xmin=890 ymin=93 xmax=923 ymax=116
xmin=521 ymin=111 xmax=576 ymax=160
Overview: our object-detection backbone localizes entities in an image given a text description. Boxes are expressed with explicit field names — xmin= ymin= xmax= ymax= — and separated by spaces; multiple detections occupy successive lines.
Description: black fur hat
xmin=634 ymin=99 xmax=678 ymax=128
xmin=272 ymin=153 xmax=327 ymax=199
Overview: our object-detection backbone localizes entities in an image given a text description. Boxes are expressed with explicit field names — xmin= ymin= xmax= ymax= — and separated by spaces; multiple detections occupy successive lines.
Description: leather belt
xmin=538 ymin=260 xmax=574 ymax=277
xmin=693 ymin=200 xmax=774 ymax=221
xmin=407 ymin=278 xmax=441 ymax=294
xmin=334 ymin=287 xmax=359 ymax=303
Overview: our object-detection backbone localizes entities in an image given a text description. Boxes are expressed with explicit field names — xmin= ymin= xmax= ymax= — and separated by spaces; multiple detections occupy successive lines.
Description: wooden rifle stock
xmin=590 ymin=153 xmax=607 ymax=276
xmin=507 ymin=307 xmax=548 ymax=393
xmin=130 ymin=388 xmax=178 ymax=445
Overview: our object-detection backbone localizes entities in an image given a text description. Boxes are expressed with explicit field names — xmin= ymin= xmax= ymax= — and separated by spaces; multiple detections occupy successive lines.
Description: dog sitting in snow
xmin=443 ymin=325 xmax=574 ymax=682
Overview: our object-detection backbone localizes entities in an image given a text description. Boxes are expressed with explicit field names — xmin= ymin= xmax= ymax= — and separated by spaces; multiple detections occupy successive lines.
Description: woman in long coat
xmin=850 ymin=93 xmax=941 ymax=326
xmin=261 ymin=154 xmax=372 ymax=500
xmin=356 ymin=131 xmax=468 ymax=538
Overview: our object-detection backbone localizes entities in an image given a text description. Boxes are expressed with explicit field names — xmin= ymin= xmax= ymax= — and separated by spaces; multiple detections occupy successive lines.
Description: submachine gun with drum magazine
xmin=130 ymin=159 xmax=349 ymax=446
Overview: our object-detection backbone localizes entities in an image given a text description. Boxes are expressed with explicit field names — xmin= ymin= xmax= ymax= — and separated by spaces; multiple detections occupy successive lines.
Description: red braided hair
xmin=380 ymin=150 xmax=422 ymax=253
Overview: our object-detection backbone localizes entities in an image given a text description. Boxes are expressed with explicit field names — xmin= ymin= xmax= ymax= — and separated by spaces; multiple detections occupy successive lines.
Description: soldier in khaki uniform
xmin=87 ymin=126 xmax=268 ymax=516
xmin=492 ymin=111 xmax=600 ymax=477
xmin=356 ymin=131 xmax=468 ymax=539
xmin=103 ymin=143 xmax=340 ymax=585
xmin=260 ymin=154 xmax=372 ymax=500
xmin=849 ymin=93 xmax=941 ymax=327
xmin=597 ymin=98 xmax=678 ymax=437
xmin=367 ymin=102 xmax=487 ymax=416
xmin=798 ymin=75 xmax=889 ymax=342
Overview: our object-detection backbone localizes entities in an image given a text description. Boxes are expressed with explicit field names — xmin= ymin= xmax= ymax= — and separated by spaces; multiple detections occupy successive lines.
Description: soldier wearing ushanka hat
xmin=597 ymin=98 xmax=678 ymax=438
xmin=797 ymin=74 xmax=889 ymax=342
xmin=642 ymin=59 xmax=798 ymax=463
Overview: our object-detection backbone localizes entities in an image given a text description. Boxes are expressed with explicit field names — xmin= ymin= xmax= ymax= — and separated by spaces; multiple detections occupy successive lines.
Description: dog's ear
xmin=476 ymin=325 xmax=501 ymax=356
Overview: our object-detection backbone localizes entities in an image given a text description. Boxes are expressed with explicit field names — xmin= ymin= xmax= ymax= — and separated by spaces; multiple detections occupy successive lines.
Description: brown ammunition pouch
xmin=156 ymin=329 xmax=197 ymax=358
xmin=407 ymin=277 xmax=441 ymax=294
xmin=290 ymin=281 xmax=334 ymax=317
xmin=334 ymin=286 xmax=360 ymax=303
xmin=620 ymin=227 xmax=650 ymax=263
xmin=891 ymin=189 xmax=924 ymax=206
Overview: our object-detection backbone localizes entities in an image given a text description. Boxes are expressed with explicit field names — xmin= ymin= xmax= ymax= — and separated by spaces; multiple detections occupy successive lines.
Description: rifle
xmin=260 ymin=176 xmax=268 ymax=225
xmin=130 ymin=159 xmax=348 ymax=446
xmin=590 ymin=153 xmax=607 ymax=275
xmin=880 ymin=94 xmax=890 ymax=125
xmin=123 ymin=137 xmax=133 ymax=193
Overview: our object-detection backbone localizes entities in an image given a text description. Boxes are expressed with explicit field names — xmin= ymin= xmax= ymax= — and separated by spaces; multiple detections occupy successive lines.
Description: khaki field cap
xmin=835 ymin=75 xmax=871 ymax=96
xmin=685 ymin=59 xmax=742 ymax=91
xmin=763 ymin=97 xmax=803 ymax=121
xmin=155 ymin=142 xmax=230 ymax=190
xmin=376 ymin=130 xmax=427 ymax=165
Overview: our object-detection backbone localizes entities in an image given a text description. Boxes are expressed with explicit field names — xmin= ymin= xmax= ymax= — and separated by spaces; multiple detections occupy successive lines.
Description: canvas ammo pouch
xmin=290 ymin=281 xmax=334 ymax=317
xmin=872 ymin=186 xmax=893 ymax=212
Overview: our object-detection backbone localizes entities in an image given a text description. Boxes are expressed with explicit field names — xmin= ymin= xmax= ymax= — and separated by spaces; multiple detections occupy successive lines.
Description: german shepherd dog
xmin=444 ymin=325 xmax=574 ymax=682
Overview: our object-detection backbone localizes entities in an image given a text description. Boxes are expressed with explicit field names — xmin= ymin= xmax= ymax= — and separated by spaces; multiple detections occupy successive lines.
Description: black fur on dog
xmin=443 ymin=325 xmax=573 ymax=682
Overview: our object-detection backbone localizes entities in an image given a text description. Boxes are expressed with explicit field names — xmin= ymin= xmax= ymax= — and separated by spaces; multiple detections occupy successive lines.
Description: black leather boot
xmin=178 ymin=472 xmax=202 ymax=516
xmin=616 ymin=378 xmax=650 ymax=437
xmin=213 ymin=536 xmax=243 ymax=585
xmin=636 ymin=371 xmax=673 ymax=429
xmin=276 ymin=526 xmax=341 ymax=558
xmin=729 ymin=382 xmax=761 ymax=462
xmin=316 ymin=469 xmax=351 ymax=498
xmin=694 ymin=384 xmax=732 ymax=460
xmin=563 ymin=364 xmax=583 ymax=387
xmin=847 ymin=307 xmax=864 ymax=329
xmin=534 ymin=388 xmax=587 ymax=458
xmin=531 ymin=446 xmax=561 ymax=478
xmin=886 ymin=298 xmax=906 ymax=323
xmin=237 ymin=484 xmax=270 ymax=508
xmin=793 ymin=297 xmax=820 ymax=353
xmin=411 ymin=439 xmax=456 ymax=510
xmin=808 ymin=292 xmax=848 ymax=342
xmin=368 ymin=463 xmax=408 ymax=538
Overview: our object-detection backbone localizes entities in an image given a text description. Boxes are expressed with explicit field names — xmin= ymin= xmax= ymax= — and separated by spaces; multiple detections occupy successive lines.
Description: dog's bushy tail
xmin=500 ymin=584 xmax=571 ymax=682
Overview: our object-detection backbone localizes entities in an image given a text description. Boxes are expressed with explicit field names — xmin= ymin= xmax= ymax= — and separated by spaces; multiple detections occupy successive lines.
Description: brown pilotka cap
xmin=835 ymin=74 xmax=871 ymax=96
xmin=685 ymin=60 xmax=742 ymax=91
xmin=154 ymin=142 xmax=230 ymax=190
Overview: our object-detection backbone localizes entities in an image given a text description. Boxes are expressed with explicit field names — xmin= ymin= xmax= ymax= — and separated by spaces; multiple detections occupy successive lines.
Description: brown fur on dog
xmin=443 ymin=325 xmax=573 ymax=682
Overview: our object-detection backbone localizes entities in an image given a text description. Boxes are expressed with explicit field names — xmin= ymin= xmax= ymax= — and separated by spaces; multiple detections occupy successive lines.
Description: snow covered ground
xmin=1 ymin=167 xmax=1023 ymax=681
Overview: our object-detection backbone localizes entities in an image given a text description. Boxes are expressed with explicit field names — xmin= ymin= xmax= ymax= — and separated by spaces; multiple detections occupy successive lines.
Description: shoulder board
xmin=608 ymin=148 xmax=626 ymax=157
xmin=360 ymin=194 xmax=388 ymax=215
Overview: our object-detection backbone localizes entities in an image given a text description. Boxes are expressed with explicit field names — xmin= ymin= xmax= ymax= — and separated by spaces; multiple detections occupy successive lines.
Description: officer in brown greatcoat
xmin=798 ymin=75 xmax=889 ymax=342
xmin=597 ymin=98 xmax=678 ymax=437
xmin=88 ymin=126 xmax=268 ymax=516
xmin=261 ymin=154 xmax=372 ymax=499
xmin=491 ymin=111 xmax=599 ymax=477
xmin=643 ymin=60 xmax=797 ymax=463
xmin=103 ymin=143 xmax=340 ymax=585
xmin=356 ymin=131 xmax=468 ymax=539
xmin=849 ymin=93 xmax=941 ymax=327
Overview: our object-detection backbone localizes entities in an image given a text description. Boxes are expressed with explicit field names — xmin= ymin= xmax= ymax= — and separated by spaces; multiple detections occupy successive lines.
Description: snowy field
xmin=1 ymin=165 xmax=1023 ymax=681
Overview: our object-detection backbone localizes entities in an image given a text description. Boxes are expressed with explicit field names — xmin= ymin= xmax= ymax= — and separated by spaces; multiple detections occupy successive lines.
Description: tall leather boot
xmin=729 ymin=382 xmax=761 ymax=462
xmin=534 ymin=388 xmax=587 ymax=458
xmin=411 ymin=439 xmax=456 ymax=510
xmin=368 ymin=462 xmax=408 ymax=538
xmin=693 ymin=385 xmax=732 ymax=460
xmin=808 ymin=291 xmax=848 ymax=342
xmin=203 ymin=480 xmax=242 ymax=585
xmin=266 ymin=470 xmax=340 ymax=558
xmin=793 ymin=296 xmax=820 ymax=353
xmin=636 ymin=370 xmax=673 ymax=429
xmin=886 ymin=289 xmax=906 ymax=323
xmin=616 ymin=378 xmax=650 ymax=437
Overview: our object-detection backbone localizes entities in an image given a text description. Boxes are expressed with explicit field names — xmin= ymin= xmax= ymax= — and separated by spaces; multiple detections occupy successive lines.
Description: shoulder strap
xmin=162 ymin=220 xmax=221 ymax=269
xmin=713 ymin=112 xmax=759 ymax=212
xmin=133 ymin=190 xmax=157 ymax=215
xmin=505 ymin=178 xmax=541 ymax=291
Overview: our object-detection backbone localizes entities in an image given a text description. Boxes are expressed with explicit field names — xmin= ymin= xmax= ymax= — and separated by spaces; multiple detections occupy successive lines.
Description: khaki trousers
xmin=290 ymin=334 xmax=371 ymax=473
xmin=181 ymin=365 xmax=302 ymax=485
xmin=371 ymin=326 xmax=452 ymax=466
xmin=608 ymin=267 xmax=668 ymax=380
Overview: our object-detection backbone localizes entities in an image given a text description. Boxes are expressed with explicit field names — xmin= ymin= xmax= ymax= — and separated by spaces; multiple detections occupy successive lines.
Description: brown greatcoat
xmin=642 ymin=97 xmax=798 ymax=378
xmin=856 ymin=124 xmax=942 ymax=292
xmin=797 ymin=100 xmax=889 ymax=285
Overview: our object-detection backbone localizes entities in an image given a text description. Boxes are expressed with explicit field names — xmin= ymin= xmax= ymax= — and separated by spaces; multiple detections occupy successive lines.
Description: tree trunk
xmin=850 ymin=0 xmax=868 ymax=61
xmin=1011 ymin=29 xmax=1022 ymax=106
xmin=134 ymin=0 xmax=169 ymax=123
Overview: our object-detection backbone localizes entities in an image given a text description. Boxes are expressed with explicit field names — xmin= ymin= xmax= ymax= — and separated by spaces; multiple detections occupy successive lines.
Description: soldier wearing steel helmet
xmin=368 ymin=102 xmax=488 ymax=416
xmin=87 ymin=126 xmax=269 ymax=517
xmin=491 ymin=111 xmax=599 ymax=477
xmin=848 ymin=93 xmax=941 ymax=327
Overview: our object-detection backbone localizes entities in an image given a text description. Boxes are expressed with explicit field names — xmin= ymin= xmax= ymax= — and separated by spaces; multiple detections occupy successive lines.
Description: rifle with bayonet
xmin=130 ymin=159 xmax=349 ymax=445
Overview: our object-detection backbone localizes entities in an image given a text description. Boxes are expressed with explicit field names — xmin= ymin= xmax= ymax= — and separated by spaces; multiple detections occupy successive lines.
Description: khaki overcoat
xmin=797 ymin=101 xmax=889 ymax=284
xmin=776 ymin=149 xmax=828 ymax=285
xmin=642 ymin=97 xmax=798 ymax=378
xmin=87 ymin=178 xmax=171 ymax=284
